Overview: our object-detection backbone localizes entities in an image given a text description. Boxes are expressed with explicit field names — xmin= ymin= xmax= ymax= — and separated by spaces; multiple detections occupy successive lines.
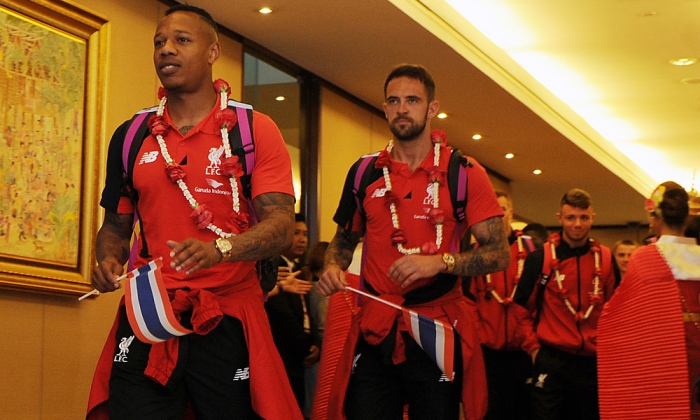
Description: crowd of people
xmin=85 ymin=4 xmax=699 ymax=420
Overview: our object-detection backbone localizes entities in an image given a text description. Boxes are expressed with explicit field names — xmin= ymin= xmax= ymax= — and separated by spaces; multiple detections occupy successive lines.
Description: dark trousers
xmin=482 ymin=346 xmax=533 ymax=420
xmin=531 ymin=344 xmax=599 ymax=420
xmin=108 ymin=307 xmax=262 ymax=420
xmin=344 ymin=333 xmax=463 ymax=420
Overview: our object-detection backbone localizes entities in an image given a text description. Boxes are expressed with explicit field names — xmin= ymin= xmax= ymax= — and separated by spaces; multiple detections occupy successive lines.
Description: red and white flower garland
xmin=149 ymin=79 xmax=248 ymax=239
xmin=376 ymin=130 xmax=448 ymax=255
xmin=548 ymin=233 xmax=603 ymax=321
xmin=485 ymin=230 xmax=527 ymax=306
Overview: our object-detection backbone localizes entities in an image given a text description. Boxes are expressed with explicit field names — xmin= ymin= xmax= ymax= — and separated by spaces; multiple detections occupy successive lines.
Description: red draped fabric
xmin=598 ymin=244 xmax=690 ymax=420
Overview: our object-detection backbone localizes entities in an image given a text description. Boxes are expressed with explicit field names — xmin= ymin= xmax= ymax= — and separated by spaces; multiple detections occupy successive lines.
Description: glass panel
xmin=243 ymin=53 xmax=301 ymax=212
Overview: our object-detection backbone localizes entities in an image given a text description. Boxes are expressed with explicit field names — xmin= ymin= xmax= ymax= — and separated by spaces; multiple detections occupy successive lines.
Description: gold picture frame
xmin=0 ymin=0 xmax=107 ymax=295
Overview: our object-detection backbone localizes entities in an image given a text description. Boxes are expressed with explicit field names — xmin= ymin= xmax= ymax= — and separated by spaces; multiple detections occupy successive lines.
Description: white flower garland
xmin=383 ymin=139 xmax=443 ymax=254
xmin=485 ymin=232 xmax=526 ymax=304
xmin=550 ymin=237 xmax=602 ymax=320
xmin=154 ymin=88 xmax=239 ymax=239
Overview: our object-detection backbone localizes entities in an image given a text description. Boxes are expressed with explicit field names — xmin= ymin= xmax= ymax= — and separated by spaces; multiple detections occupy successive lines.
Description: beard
xmin=389 ymin=113 xmax=428 ymax=141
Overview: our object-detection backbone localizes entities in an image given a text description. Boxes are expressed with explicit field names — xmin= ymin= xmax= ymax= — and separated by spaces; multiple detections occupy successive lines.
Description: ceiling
xmin=178 ymin=0 xmax=700 ymax=227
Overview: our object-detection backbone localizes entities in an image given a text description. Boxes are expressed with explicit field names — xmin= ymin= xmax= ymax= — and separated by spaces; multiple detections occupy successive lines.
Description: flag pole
xmin=78 ymin=272 xmax=128 ymax=301
xmin=345 ymin=286 xmax=403 ymax=311
xmin=78 ymin=257 xmax=164 ymax=301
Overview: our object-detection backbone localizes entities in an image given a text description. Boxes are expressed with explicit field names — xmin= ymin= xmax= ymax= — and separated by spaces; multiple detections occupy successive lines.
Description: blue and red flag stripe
xmin=124 ymin=258 xmax=192 ymax=344
xmin=402 ymin=308 xmax=455 ymax=381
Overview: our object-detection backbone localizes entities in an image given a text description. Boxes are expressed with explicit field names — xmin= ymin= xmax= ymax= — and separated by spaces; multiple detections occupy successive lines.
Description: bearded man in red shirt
xmin=318 ymin=64 xmax=510 ymax=420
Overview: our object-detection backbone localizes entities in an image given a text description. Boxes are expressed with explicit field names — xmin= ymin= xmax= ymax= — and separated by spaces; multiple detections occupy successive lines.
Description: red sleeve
xmin=249 ymin=111 xmax=296 ymax=200
xmin=117 ymin=196 xmax=134 ymax=214
xmin=513 ymin=303 xmax=540 ymax=355
xmin=464 ymin=157 xmax=503 ymax=228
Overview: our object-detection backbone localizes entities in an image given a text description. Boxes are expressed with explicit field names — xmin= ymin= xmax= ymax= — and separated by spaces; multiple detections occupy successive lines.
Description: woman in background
xmin=598 ymin=181 xmax=700 ymax=419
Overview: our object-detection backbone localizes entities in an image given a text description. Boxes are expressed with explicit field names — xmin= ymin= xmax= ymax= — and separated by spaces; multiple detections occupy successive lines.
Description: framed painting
xmin=0 ymin=0 xmax=107 ymax=295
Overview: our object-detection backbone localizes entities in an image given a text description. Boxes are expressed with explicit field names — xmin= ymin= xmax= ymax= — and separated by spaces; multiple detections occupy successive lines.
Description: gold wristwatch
xmin=442 ymin=253 xmax=456 ymax=273
xmin=214 ymin=237 xmax=232 ymax=260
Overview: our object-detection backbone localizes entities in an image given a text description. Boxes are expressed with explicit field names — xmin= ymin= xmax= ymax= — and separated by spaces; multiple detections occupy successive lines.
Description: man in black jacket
xmin=265 ymin=214 xmax=320 ymax=414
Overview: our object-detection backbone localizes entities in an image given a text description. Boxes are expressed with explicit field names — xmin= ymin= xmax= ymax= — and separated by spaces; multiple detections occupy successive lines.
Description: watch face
xmin=217 ymin=238 xmax=232 ymax=253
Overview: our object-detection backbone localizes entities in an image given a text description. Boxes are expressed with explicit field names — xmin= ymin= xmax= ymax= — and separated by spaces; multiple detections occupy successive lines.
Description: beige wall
xmin=0 ymin=1 xmax=242 ymax=418
xmin=318 ymin=87 xmax=389 ymax=242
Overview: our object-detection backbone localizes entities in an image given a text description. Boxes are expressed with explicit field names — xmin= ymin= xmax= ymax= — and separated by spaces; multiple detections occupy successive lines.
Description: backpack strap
xmin=226 ymin=100 xmax=256 ymax=203
xmin=229 ymin=100 xmax=255 ymax=175
xmin=224 ymin=101 xmax=276 ymax=293
xmin=447 ymin=148 xmax=471 ymax=224
xmin=520 ymin=234 xmax=536 ymax=253
xmin=352 ymin=153 xmax=380 ymax=218
xmin=122 ymin=107 xmax=157 ymax=266
xmin=350 ymin=153 xmax=381 ymax=292
xmin=533 ymin=240 xmax=555 ymax=326
xmin=122 ymin=107 xmax=157 ymax=181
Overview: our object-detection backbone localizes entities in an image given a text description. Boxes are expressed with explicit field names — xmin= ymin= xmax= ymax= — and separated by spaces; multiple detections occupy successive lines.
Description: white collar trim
xmin=654 ymin=235 xmax=700 ymax=280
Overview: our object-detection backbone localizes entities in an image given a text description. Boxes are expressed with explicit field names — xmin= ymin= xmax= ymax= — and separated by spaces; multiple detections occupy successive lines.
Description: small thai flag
xmin=124 ymin=258 xmax=192 ymax=344
xmin=402 ymin=308 xmax=455 ymax=382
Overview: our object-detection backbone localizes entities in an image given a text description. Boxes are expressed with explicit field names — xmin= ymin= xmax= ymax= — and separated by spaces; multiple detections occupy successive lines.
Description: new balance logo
xmin=233 ymin=367 xmax=250 ymax=381
xmin=114 ymin=335 xmax=134 ymax=363
xmin=138 ymin=151 xmax=159 ymax=165
xmin=370 ymin=188 xmax=387 ymax=198
xmin=439 ymin=372 xmax=455 ymax=382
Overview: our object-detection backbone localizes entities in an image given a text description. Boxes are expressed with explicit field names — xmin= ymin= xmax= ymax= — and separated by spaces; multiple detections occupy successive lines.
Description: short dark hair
xmin=165 ymin=4 xmax=217 ymax=34
xmin=384 ymin=64 xmax=436 ymax=102
xmin=560 ymin=188 xmax=592 ymax=209
xmin=656 ymin=181 xmax=689 ymax=228
xmin=294 ymin=213 xmax=306 ymax=223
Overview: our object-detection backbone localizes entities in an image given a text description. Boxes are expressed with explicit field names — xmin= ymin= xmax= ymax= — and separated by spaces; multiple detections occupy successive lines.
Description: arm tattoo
xmin=453 ymin=216 xmax=510 ymax=277
xmin=324 ymin=226 xmax=361 ymax=271
xmin=179 ymin=125 xmax=194 ymax=135
xmin=95 ymin=211 xmax=134 ymax=265
xmin=227 ymin=192 xmax=295 ymax=262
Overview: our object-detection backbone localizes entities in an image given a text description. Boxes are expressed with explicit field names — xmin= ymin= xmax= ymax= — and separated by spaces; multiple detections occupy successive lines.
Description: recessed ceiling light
xmin=533 ymin=169 xmax=542 ymax=175
xmin=437 ymin=112 xmax=448 ymax=119
xmin=505 ymin=153 xmax=514 ymax=159
xmin=275 ymin=96 xmax=285 ymax=101
xmin=259 ymin=7 xmax=273 ymax=14
xmin=472 ymin=134 xmax=482 ymax=140
xmin=681 ymin=77 xmax=700 ymax=85
xmin=669 ymin=57 xmax=697 ymax=66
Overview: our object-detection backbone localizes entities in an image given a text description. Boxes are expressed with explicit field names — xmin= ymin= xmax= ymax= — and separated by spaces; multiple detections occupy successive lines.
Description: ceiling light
xmin=275 ymin=96 xmax=285 ymax=101
xmin=505 ymin=153 xmax=514 ymax=159
xmin=259 ymin=7 xmax=273 ymax=14
xmin=533 ymin=169 xmax=542 ymax=175
xmin=669 ymin=57 xmax=697 ymax=66
xmin=437 ymin=112 xmax=448 ymax=119
xmin=681 ymin=77 xmax=700 ymax=85
xmin=472 ymin=134 xmax=482 ymax=140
